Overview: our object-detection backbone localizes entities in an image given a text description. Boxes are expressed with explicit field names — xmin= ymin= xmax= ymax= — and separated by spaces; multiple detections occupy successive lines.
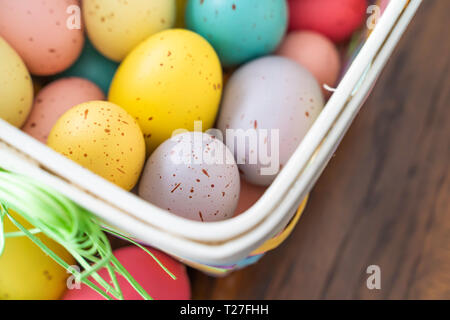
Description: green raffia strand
xmin=103 ymin=227 xmax=177 ymax=280
xmin=0 ymin=169 xmax=176 ymax=300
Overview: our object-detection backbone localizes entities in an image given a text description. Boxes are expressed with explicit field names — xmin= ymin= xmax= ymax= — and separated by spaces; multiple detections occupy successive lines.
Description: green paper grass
xmin=0 ymin=168 xmax=175 ymax=300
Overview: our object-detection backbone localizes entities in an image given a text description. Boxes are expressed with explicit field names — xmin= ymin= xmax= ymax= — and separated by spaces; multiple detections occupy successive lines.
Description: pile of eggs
xmin=0 ymin=0 xmax=368 ymax=222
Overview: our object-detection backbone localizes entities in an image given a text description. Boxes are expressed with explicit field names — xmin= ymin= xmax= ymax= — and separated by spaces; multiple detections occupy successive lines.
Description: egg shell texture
xmin=0 ymin=0 xmax=84 ymax=75
xmin=217 ymin=56 xmax=324 ymax=186
xmin=47 ymin=101 xmax=146 ymax=191
xmin=0 ymin=37 xmax=33 ymax=127
xmin=23 ymin=77 xmax=105 ymax=144
xmin=0 ymin=210 xmax=75 ymax=300
xmin=63 ymin=246 xmax=191 ymax=300
xmin=109 ymin=29 xmax=223 ymax=154
xmin=186 ymin=0 xmax=288 ymax=67
xmin=139 ymin=132 xmax=240 ymax=222
xmin=83 ymin=0 xmax=176 ymax=62
xmin=277 ymin=31 xmax=341 ymax=96
xmin=288 ymin=0 xmax=367 ymax=43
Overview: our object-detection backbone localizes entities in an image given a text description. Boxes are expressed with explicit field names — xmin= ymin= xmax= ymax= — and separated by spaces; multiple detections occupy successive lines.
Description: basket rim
xmin=0 ymin=0 xmax=422 ymax=264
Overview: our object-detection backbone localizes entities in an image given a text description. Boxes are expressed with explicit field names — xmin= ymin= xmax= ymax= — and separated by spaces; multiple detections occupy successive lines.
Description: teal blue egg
xmin=186 ymin=0 xmax=288 ymax=67
xmin=55 ymin=39 xmax=119 ymax=94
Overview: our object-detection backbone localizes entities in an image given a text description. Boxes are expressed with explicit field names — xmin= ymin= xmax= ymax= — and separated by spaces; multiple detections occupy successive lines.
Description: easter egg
xmin=217 ymin=56 xmax=324 ymax=186
xmin=56 ymin=39 xmax=119 ymax=94
xmin=83 ymin=0 xmax=176 ymax=62
xmin=185 ymin=0 xmax=288 ymax=67
xmin=277 ymin=31 xmax=341 ymax=95
xmin=109 ymin=29 xmax=222 ymax=154
xmin=23 ymin=78 xmax=105 ymax=144
xmin=139 ymin=132 xmax=240 ymax=222
xmin=288 ymin=0 xmax=367 ymax=43
xmin=0 ymin=37 xmax=33 ymax=127
xmin=47 ymin=101 xmax=146 ymax=191
xmin=0 ymin=210 xmax=75 ymax=300
xmin=0 ymin=0 xmax=84 ymax=75
xmin=234 ymin=178 xmax=266 ymax=217
xmin=63 ymin=246 xmax=191 ymax=300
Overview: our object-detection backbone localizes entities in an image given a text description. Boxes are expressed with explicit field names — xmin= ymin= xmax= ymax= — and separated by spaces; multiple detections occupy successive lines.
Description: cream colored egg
xmin=0 ymin=37 xmax=33 ymax=127
xmin=47 ymin=101 xmax=146 ymax=191
xmin=83 ymin=0 xmax=176 ymax=62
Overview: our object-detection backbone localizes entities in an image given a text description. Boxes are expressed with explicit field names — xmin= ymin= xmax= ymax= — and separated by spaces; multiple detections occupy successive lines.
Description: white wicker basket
xmin=0 ymin=0 xmax=422 ymax=272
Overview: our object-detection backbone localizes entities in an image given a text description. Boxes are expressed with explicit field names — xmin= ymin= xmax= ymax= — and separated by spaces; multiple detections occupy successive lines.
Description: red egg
xmin=63 ymin=246 xmax=191 ymax=300
xmin=288 ymin=0 xmax=367 ymax=42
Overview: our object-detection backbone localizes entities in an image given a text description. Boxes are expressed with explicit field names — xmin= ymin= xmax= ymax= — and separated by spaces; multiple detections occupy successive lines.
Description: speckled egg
xmin=288 ymin=0 xmax=367 ymax=43
xmin=47 ymin=101 xmax=146 ymax=191
xmin=23 ymin=78 xmax=105 ymax=144
xmin=139 ymin=132 xmax=240 ymax=222
xmin=0 ymin=0 xmax=84 ymax=75
xmin=83 ymin=0 xmax=176 ymax=62
xmin=186 ymin=0 xmax=288 ymax=67
xmin=55 ymin=39 xmax=119 ymax=95
xmin=109 ymin=29 xmax=223 ymax=154
xmin=0 ymin=37 xmax=33 ymax=127
xmin=277 ymin=31 xmax=341 ymax=95
xmin=217 ymin=56 xmax=324 ymax=186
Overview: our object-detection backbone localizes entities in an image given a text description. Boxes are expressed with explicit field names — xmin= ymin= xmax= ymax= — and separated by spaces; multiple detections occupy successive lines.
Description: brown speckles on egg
xmin=47 ymin=101 xmax=145 ymax=191
xmin=138 ymin=132 xmax=240 ymax=222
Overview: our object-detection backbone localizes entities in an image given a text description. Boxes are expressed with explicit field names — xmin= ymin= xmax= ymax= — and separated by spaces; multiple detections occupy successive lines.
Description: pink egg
xmin=277 ymin=31 xmax=341 ymax=96
xmin=63 ymin=246 xmax=191 ymax=300
xmin=380 ymin=0 xmax=390 ymax=13
xmin=234 ymin=178 xmax=266 ymax=217
xmin=22 ymin=77 xmax=104 ymax=143
xmin=0 ymin=0 xmax=84 ymax=75
xmin=139 ymin=132 xmax=240 ymax=222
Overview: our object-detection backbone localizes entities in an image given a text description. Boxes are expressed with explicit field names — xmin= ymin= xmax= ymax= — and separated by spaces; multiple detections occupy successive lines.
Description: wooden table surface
xmin=190 ymin=0 xmax=450 ymax=299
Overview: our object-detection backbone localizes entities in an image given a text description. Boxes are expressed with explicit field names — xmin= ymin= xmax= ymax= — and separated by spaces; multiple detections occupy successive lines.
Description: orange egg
xmin=23 ymin=77 xmax=105 ymax=144
xmin=0 ymin=0 xmax=84 ymax=75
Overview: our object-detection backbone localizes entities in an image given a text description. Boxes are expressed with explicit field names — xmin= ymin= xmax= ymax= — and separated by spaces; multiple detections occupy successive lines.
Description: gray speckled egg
xmin=138 ymin=132 xmax=240 ymax=222
xmin=217 ymin=56 xmax=324 ymax=186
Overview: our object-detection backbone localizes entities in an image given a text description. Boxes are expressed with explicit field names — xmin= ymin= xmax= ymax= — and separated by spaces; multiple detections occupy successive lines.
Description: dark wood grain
xmin=190 ymin=0 xmax=450 ymax=300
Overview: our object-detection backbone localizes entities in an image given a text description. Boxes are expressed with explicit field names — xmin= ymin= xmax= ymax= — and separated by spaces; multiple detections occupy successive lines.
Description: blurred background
xmin=188 ymin=0 xmax=450 ymax=299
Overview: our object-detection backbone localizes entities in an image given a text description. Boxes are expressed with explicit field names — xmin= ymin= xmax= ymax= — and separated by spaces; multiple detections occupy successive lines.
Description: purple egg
xmin=217 ymin=56 xmax=324 ymax=186
xmin=138 ymin=132 xmax=240 ymax=222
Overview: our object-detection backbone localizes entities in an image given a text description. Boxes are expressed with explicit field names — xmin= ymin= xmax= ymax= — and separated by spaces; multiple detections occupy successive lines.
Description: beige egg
xmin=47 ymin=101 xmax=146 ymax=191
xmin=83 ymin=0 xmax=176 ymax=62
xmin=0 ymin=37 xmax=33 ymax=127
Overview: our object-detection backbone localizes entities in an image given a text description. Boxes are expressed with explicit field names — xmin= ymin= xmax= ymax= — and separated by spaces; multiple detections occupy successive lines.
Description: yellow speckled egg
xmin=83 ymin=0 xmax=176 ymax=62
xmin=47 ymin=101 xmax=146 ymax=190
xmin=0 ymin=37 xmax=33 ymax=127
xmin=109 ymin=29 xmax=223 ymax=153
xmin=0 ymin=210 xmax=75 ymax=300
